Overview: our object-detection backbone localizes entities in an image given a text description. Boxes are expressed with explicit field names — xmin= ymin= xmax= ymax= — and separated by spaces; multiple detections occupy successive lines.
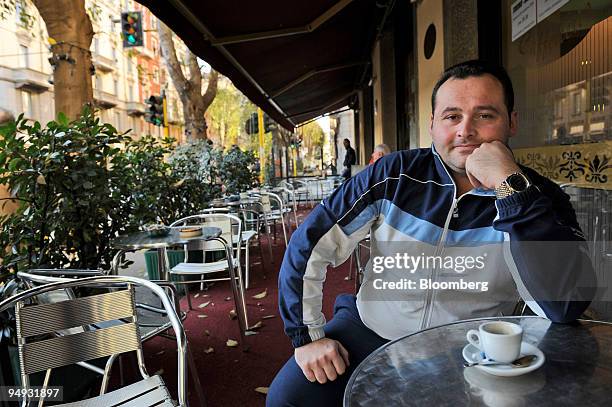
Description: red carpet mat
xmin=139 ymin=210 xmax=356 ymax=406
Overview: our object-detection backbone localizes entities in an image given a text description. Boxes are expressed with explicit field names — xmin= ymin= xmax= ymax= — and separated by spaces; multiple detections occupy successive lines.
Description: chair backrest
xmin=170 ymin=213 xmax=242 ymax=260
xmin=0 ymin=276 xmax=188 ymax=406
xmin=259 ymin=194 xmax=272 ymax=212
xmin=15 ymin=288 xmax=141 ymax=376
xmin=278 ymin=180 xmax=293 ymax=191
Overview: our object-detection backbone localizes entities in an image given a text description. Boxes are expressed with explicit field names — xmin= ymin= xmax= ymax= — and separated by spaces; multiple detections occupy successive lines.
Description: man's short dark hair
xmin=431 ymin=60 xmax=514 ymax=118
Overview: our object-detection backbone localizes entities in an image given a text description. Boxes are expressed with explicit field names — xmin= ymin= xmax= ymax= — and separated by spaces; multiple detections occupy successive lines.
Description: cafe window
xmin=502 ymin=1 xmax=611 ymax=148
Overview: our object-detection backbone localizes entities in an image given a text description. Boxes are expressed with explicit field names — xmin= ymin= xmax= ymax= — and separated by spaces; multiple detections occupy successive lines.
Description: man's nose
xmin=457 ymin=117 xmax=476 ymax=138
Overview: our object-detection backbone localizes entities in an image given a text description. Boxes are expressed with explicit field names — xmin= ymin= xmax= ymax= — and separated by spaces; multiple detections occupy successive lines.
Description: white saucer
xmin=462 ymin=342 xmax=545 ymax=377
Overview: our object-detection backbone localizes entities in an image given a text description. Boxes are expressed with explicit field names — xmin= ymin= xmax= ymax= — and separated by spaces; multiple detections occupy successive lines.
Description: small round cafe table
xmin=344 ymin=316 xmax=612 ymax=406
xmin=111 ymin=226 xmax=222 ymax=280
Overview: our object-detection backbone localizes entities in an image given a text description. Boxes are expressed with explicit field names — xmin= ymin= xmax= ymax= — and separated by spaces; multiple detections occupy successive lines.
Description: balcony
xmin=93 ymin=89 xmax=118 ymax=109
xmin=92 ymin=53 xmax=116 ymax=73
xmin=126 ymin=101 xmax=146 ymax=116
xmin=13 ymin=68 xmax=52 ymax=93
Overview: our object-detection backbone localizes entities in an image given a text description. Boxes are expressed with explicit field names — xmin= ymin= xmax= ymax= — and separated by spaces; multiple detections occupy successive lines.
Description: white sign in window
xmin=511 ymin=0 xmax=537 ymax=42
xmin=537 ymin=0 xmax=570 ymax=23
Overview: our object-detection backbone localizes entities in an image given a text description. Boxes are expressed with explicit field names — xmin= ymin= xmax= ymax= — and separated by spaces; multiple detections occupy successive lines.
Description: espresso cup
xmin=466 ymin=321 xmax=523 ymax=363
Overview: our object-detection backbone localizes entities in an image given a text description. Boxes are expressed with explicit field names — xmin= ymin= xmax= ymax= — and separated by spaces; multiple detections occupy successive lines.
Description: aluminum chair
xmin=295 ymin=179 xmax=316 ymax=207
xmin=238 ymin=201 xmax=275 ymax=274
xmin=278 ymin=187 xmax=300 ymax=228
xmin=0 ymin=276 xmax=189 ymax=407
xmin=200 ymin=207 xmax=264 ymax=289
xmin=347 ymin=236 xmax=370 ymax=293
xmin=16 ymin=270 xmax=207 ymax=406
xmin=169 ymin=213 xmax=249 ymax=339
xmin=254 ymin=192 xmax=288 ymax=247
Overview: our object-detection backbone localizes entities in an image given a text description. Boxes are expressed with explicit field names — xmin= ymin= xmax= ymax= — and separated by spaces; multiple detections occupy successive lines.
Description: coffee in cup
xmin=466 ymin=321 xmax=523 ymax=363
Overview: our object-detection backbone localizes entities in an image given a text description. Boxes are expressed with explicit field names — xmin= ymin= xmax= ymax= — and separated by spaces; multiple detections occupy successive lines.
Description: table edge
xmin=343 ymin=315 xmax=611 ymax=406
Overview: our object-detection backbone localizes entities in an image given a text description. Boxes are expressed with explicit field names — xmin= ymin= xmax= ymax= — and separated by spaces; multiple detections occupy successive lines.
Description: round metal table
xmin=344 ymin=316 xmax=612 ymax=406
xmin=111 ymin=226 xmax=222 ymax=279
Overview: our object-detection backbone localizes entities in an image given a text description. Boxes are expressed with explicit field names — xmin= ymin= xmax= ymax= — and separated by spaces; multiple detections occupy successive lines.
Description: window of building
xmin=554 ymin=98 xmax=564 ymax=119
xmin=127 ymin=57 xmax=133 ymax=74
xmin=111 ymin=46 xmax=116 ymax=61
xmin=21 ymin=90 xmax=33 ymax=118
xmin=128 ymin=82 xmax=134 ymax=101
xmin=113 ymin=78 xmax=119 ymax=96
xmin=20 ymin=45 xmax=29 ymax=68
xmin=153 ymin=68 xmax=159 ymax=83
xmin=115 ymin=111 xmax=121 ymax=130
xmin=14 ymin=1 xmax=23 ymax=24
xmin=94 ymin=37 xmax=100 ymax=54
xmin=572 ymin=92 xmax=582 ymax=116
xmin=95 ymin=75 xmax=103 ymax=90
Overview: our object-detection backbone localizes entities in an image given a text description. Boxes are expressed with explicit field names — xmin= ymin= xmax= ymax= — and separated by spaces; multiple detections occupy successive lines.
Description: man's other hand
xmin=294 ymin=338 xmax=350 ymax=384
xmin=465 ymin=141 xmax=520 ymax=189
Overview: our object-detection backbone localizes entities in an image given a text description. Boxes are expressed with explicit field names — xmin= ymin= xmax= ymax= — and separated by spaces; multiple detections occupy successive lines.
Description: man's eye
xmin=479 ymin=114 xmax=494 ymax=119
xmin=444 ymin=115 xmax=460 ymax=121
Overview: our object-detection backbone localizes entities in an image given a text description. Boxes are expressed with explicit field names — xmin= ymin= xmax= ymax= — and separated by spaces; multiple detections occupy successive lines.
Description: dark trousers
xmin=267 ymin=295 xmax=389 ymax=407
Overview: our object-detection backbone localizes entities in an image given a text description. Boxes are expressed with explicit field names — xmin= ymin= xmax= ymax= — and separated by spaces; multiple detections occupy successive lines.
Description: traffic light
xmin=121 ymin=11 xmax=143 ymax=48
xmin=245 ymin=112 xmax=258 ymax=134
xmin=244 ymin=112 xmax=275 ymax=134
xmin=145 ymin=95 xmax=164 ymax=126
xmin=264 ymin=114 xmax=275 ymax=132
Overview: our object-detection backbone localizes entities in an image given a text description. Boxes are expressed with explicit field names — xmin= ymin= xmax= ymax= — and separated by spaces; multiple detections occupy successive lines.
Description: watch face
xmin=507 ymin=173 xmax=528 ymax=191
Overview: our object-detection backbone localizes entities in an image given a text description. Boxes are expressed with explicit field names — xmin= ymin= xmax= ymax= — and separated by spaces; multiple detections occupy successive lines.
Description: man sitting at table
xmin=267 ymin=60 xmax=595 ymax=406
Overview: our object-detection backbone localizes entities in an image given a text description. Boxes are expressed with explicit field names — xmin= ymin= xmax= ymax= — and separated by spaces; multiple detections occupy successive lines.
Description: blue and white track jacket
xmin=279 ymin=146 xmax=595 ymax=348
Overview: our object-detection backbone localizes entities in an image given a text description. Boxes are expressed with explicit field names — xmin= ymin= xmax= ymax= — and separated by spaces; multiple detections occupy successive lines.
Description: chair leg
xmin=184 ymin=275 xmax=193 ymax=311
xmin=187 ymin=346 xmax=207 ymax=407
xmin=293 ymin=206 xmax=299 ymax=228
xmin=346 ymin=252 xmax=354 ymax=281
xmin=257 ymin=239 xmax=267 ymax=279
xmin=262 ymin=225 xmax=274 ymax=264
xmin=280 ymin=215 xmax=288 ymax=247
xmin=245 ymin=244 xmax=250 ymax=289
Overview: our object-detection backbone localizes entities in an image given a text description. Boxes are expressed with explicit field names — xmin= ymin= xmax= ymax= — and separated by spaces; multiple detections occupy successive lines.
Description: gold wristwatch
xmin=495 ymin=172 xmax=531 ymax=199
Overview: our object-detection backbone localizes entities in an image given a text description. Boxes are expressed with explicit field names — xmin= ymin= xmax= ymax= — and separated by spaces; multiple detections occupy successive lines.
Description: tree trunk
xmin=33 ymin=0 xmax=93 ymax=120
xmin=158 ymin=21 xmax=218 ymax=142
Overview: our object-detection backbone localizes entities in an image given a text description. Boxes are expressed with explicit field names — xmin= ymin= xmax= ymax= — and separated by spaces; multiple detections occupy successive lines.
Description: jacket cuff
xmin=495 ymin=185 xmax=540 ymax=214
xmin=290 ymin=327 xmax=326 ymax=348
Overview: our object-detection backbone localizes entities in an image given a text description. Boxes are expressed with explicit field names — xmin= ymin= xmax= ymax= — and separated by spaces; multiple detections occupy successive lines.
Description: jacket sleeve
xmin=493 ymin=170 xmax=596 ymax=323
xmin=278 ymin=165 xmax=381 ymax=348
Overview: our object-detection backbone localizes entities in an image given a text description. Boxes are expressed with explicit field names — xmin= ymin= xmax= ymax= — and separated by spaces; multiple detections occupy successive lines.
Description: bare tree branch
xmin=158 ymin=20 xmax=188 ymax=93
xmin=202 ymin=70 xmax=218 ymax=110
xmin=187 ymin=52 xmax=201 ymax=92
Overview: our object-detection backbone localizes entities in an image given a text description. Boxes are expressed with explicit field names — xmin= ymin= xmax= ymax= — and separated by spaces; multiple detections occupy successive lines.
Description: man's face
xmin=429 ymin=74 xmax=517 ymax=175
xmin=343 ymin=140 xmax=350 ymax=149
xmin=371 ymin=150 xmax=384 ymax=163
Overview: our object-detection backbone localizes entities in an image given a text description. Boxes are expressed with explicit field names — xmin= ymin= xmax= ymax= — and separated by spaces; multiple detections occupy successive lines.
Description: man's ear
xmin=509 ymin=111 xmax=518 ymax=137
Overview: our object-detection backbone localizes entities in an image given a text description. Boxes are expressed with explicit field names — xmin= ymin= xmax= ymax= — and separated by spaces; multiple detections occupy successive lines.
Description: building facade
xmin=0 ymin=0 xmax=185 ymax=141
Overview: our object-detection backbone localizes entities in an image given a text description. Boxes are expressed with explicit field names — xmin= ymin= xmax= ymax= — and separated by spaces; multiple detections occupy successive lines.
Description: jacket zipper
xmin=419 ymin=195 xmax=457 ymax=329
xmin=421 ymin=193 xmax=475 ymax=329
